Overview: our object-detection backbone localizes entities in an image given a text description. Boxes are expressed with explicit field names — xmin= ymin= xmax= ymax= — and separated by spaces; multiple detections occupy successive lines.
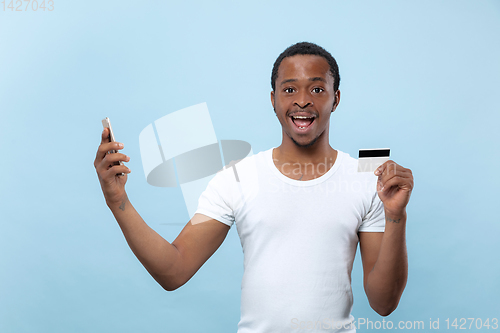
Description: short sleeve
xmin=358 ymin=192 xmax=386 ymax=232
xmin=194 ymin=168 xmax=236 ymax=228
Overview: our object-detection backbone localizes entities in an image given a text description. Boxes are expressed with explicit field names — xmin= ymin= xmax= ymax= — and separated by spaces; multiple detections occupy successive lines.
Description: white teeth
xmin=292 ymin=115 xmax=314 ymax=129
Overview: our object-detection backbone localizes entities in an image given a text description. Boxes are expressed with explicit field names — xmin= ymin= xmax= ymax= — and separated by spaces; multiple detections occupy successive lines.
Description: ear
xmin=331 ymin=90 xmax=341 ymax=113
xmin=271 ymin=90 xmax=275 ymax=112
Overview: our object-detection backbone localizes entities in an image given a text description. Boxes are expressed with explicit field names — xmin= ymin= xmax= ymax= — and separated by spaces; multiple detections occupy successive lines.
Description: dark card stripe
xmin=359 ymin=149 xmax=390 ymax=158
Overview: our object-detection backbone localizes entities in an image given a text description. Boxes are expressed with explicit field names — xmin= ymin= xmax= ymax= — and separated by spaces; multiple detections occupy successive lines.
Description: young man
xmin=95 ymin=42 xmax=413 ymax=332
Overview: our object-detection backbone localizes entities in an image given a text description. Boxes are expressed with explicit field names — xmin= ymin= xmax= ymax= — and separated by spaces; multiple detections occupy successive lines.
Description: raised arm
xmin=359 ymin=160 xmax=413 ymax=316
xmin=94 ymin=127 xmax=230 ymax=291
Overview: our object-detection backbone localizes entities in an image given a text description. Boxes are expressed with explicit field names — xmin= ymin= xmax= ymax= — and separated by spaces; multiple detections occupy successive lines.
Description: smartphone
xmin=102 ymin=117 xmax=125 ymax=175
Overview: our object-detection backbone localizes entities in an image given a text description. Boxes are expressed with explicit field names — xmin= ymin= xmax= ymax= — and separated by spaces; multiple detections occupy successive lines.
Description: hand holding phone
xmin=95 ymin=117 xmax=130 ymax=208
xmin=101 ymin=117 xmax=125 ymax=176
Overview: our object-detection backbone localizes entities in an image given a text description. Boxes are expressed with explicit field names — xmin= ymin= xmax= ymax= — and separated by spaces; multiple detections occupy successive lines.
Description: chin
xmin=291 ymin=135 xmax=319 ymax=148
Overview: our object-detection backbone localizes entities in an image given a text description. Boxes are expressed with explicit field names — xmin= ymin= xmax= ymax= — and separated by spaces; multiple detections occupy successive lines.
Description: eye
xmin=312 ymin=87 xmax=324 ymax=94
xmin=284 ymin=87 xmax=295 ymax=93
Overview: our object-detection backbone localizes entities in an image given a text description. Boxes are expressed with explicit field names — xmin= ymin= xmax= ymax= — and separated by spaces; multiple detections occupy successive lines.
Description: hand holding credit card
xmin=357 ymin=148 xmax=390 ymax=172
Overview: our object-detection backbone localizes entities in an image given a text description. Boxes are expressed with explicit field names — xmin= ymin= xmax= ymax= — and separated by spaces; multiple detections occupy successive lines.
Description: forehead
xmin=277 ymin=54 xmax=332 ymax=83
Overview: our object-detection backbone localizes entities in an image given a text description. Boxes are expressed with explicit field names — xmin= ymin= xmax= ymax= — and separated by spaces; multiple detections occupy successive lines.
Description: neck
xmin=275 ymin=136 xmax=336 ymax=165
xmin=272 ymin=140 xmax=338 ymax=181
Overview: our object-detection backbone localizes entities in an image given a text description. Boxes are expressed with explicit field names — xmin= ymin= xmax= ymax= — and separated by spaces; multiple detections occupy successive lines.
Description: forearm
xmin=107 ymin=194 xmax=183 ymax=291
xmin=365 ymin=210 xmax=408 ymax=315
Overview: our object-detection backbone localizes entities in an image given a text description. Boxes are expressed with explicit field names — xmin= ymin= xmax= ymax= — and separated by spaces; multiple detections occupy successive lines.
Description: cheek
xmin=274 ymin=109 xmax=289 ymax=126
xmin=275 ymin=97 xmax=290 ymax=112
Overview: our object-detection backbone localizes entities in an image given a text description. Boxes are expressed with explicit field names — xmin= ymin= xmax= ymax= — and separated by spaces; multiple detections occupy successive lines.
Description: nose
xmin=294 ymin=90 xmax=313 ymax=109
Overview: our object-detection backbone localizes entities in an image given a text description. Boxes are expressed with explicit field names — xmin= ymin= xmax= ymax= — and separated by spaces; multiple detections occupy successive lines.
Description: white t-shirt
xmin=195 ymin=148 xmax=385 ymax=333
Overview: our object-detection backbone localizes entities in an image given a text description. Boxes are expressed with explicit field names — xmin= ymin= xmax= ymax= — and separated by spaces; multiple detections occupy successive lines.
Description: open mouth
xmin=290 ymin=115 xmax=315 ymax=130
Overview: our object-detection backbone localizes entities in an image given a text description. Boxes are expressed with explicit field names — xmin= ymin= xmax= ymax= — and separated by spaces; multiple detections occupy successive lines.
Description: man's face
xmin=271 ymin=54 xmax=340 ymax=148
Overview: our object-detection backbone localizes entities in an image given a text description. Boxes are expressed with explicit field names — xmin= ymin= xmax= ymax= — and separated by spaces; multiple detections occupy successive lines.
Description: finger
xmin=95 ymin=141 xmax=125 ymax=166
xmin=95 ymin=128 xmax=111 ymax=167
xmin=99 ymin=163 xmax=131 ymax=182
xmin=378 ymin=167 xmax=412 ymax=185
xmin=96 ymin=151 xmax=129 ymax=175
xmin=104 ymin=152 xmax=130 ymax=164
xmin=375 ymin=160 xmax=409 ymax=177
xmin=376 ymin=161 xmax=410 ymax=189
xmin=374 ymin=160 xmax=392 ymax=176
xmin=101 ymin=127 xmax=110 ymax=144
xmin=102 ymin=164 xmax=131 ymax=179
xmin=98 ymin=152 xmax=130 ymax=172
xmin=380 ymin=176 xmax=413 ymax=193
xmin=383 ymin=161 xmax=399 ymax=175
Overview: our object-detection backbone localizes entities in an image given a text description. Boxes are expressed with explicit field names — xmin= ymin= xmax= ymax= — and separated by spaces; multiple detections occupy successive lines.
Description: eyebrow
xmin=310 ymin=77 xmax=326 ymax=83
xmin=279 ymin=77 xmax=327 ymax=86
xmin=280 ymin=78 xmax=297 ymax=86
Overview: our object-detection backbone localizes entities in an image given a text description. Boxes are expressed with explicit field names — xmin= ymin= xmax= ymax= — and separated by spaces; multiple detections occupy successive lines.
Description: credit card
xmin=357 ymin=148 xmax=390 ymax=172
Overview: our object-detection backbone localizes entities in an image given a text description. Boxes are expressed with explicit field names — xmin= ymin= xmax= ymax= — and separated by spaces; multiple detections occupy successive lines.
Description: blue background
xmin=1 ymin=1 xmax=499 ymax=332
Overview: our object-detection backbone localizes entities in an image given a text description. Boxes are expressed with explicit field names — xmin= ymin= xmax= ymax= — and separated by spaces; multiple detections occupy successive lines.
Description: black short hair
xmin=271 ymin=42 xmax=340 ymax=92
